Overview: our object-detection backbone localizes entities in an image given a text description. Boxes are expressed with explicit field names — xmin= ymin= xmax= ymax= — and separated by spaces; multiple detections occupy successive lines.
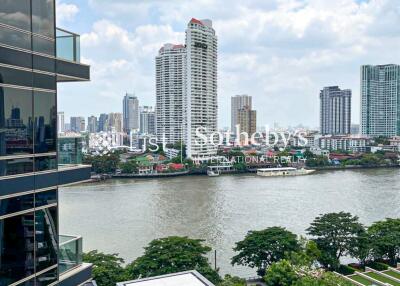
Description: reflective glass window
xmin=0 ymin=0 xmax=31 ymax=31
xmin=33 ymin=36 xmax=55 ymax=56
xmin=34 ymin=91 xmax=56 ymax=153
xmin=34 ymin=156 xmax=57 ymax=172
xmin=35 ymin=266 xmax=57 ymax=286
xmin=35 ymin=189 xmax=57 ymax=207
xmin=0 ymin=193 xmax=34 ymax=216
xmin=32 ymin=0 xmax=55 ymax=38
xmin=0 ymin=26 xmax=31 ymax=50
xmin=0 ymin=157 xmax=34 ymax=177
xmin=33 ymin=55 xmax=55 ymax=73
xmin=35 ymin=207 xmax=58 ymax=272
xmin=33 ymin=72 xmax=56 ymax=90
xmin=0 ymin=66 xmax=32 ymax=87
xmin=0 ymin=46 xmax=32 ymax=69
xmin=0 ymin=87 xmax=34 ymax=156
xmin=0 ymin=213 xmax=35 ymax=285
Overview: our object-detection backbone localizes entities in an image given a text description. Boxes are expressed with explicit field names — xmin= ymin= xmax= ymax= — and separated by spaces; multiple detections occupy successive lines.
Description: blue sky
xmin=57 ymin=0 xmax=400 ymax=129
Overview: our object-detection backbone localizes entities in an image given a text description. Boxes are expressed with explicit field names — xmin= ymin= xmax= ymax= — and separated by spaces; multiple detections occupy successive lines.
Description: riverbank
xmin=313 ymin=164 xmax=400 ymax=170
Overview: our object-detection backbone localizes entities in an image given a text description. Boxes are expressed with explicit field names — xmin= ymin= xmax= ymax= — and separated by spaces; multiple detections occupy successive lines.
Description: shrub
xmin=366 ymin=261 xmax=388 ymax=271
xmin=337 ymin=265 xmax=355 ymax=275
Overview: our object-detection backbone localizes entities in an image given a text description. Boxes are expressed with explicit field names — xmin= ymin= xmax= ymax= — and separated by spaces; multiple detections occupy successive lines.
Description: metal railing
xmin=56 ymin=28 xmax=81 ymax=63
xmin=59 ymin=234 xmax=83 ymax=275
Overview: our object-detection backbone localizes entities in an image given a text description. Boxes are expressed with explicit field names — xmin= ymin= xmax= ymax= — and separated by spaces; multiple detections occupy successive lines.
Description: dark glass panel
xmin=33 ymin=72 xmax=56 ymax=90
xmin=0 ymin=157 xmax=34 ymax=177
xmin=33 ymin=55 xmax=55 ymax=73
xmin=0 ymin=46 xmax=32 ymax=69
xmin=35 ymin=189 xmax=57 ymax=207
xmin=33 ymin=35 xmax=55 ymax=56
xmin=34 ymin=91 xmax=56 ymax=153
xmin=0 ymin=26 xmax=31 ymax=50
xmin=0 ymin=87 xmax=34 ymax=156
xmin=35 ymin=267 xmax=57 ymax=286
xmin=0 ymin=212 xmax=35 ymax=285
xmin=56 ymin=59 xmax=90 ymax=79
xmin=34 ymin=156 xmax=57 ymax=172
xmin=0 ymin=66 xmax=32 ymax=87
xmin=0 ymin=0 xmax=31 ymax=31
xmin=32 ymin=0 xmax=55 ymax=38
xmin=0 ymin=193 xmax=34 ymax=216
xmin=35 ymin=207 xmax=58 ymax=273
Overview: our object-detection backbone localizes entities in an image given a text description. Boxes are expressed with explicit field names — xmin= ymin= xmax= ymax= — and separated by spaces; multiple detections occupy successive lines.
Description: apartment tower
xmin=231 ymin=95 xmax=252 ymax=132
xmin=122 ymin=93 xmax=139 ymax=133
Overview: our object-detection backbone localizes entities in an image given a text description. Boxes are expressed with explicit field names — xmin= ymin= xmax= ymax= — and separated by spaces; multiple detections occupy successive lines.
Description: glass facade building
xmin=0 ymin=1 xmax=91 ymax=285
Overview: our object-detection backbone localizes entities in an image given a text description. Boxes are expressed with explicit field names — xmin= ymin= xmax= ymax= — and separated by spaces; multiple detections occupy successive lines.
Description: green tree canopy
xmin=125 ymin=236 xmax=221 ymax=284
xmin=264 ymin=260 xmax=299 ymax=286
xmin=231 ymin=227 xmax=300 ymax=276
xmin=306 ymin=212 xmax=364 ymax=270
xmin=368 ymin=218 xmax=400 ymax=265
xmin=218 ymin=275 xmax=246 ymax=286
xmin=119 ymin=160 xmax=138 ymax=174
xmin=83 ymin=250 xmax=128 ymax=286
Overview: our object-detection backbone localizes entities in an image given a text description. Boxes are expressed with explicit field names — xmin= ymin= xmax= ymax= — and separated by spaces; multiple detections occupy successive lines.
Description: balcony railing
xmin=56 ymin=28 xmax=81 ymax=63
xmin=59 ymin=234 xmax=83 ymax=275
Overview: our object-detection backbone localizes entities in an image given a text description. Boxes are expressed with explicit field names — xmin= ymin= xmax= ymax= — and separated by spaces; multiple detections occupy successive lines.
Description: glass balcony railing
xmin=56 ymin=28 xmax=81 ymax=63
xmin=59 ymin=234 xmax=83 ymax=275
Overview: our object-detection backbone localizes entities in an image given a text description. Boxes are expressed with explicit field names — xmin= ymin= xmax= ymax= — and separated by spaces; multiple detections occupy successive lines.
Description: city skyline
xmin=57 ymin=0 xmax=400 ymax=128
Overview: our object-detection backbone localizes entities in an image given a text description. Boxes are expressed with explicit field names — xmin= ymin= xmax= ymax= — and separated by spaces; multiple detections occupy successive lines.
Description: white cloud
xmin=56 ymin=0 xmax=79 ymax=25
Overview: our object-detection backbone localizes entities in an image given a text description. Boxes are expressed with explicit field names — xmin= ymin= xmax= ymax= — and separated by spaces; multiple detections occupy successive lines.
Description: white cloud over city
xmin=57 ymin=0 xmax=400 ymax=128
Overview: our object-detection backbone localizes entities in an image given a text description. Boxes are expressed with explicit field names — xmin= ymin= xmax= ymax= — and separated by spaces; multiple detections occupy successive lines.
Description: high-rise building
xmin=155 ymin=43 xmax=186 ymax=144
xmin=0 ymin=1 xmax=93 ymax=285
xmin=58 ymin=111 xmax=65 ymax=133
xmin=319 ymin=86 xmax=351 ymax=135
xmin=98 ymin=113 xmax=108 ymax=132
xmin=123 ymin=93 xmax=139 ymax=133
xmin=184 ymin=18 xmax=218 ymax=159
xmin=231 ymin=95 xmax=252 ymax=132
xmin=237 ymin=106 xmax=257 ymax=136
xmin=140 ymin=106 xmax=156 ymax=135
xmin=108 ymin=112 xmax=123 ymax=132
xmin=70 ymin=116 xmax=85 ymax=133
xmin=87 ymin=115 xmax=98 ymax=133
xmin=361 ymin=64 xmax=400 ymax=137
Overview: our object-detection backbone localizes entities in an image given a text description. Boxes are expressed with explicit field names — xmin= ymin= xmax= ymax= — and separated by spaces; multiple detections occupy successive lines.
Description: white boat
xmin=257 ymin=167 xmax=315 ymax=177
xmin=207 ymin=167 xmax=221 ymax=177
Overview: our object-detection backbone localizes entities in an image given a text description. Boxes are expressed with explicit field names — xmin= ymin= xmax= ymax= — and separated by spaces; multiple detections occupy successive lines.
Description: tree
xmin=231 ymin=227 xmax=300 ymax=276
xmin=368 ymin=218 xmax=400 ymax=266
xmin=125 ymin=236 xmax=221 ymax=284
xmin=349 ymin=229 xmax=372 ymax=267
xmin=306 ymin=212 xmax=364 ymax=270
xmin=294 ymin=272 xmax=353 ymax=286
xmin=83 ymin=250 xmax=128 ymax=286
xmin=218 ymin=275 xmax=246 ymax=286
xmin=264 ymin=260 xmax=299 ymax=286
xmin=119 ymin=160 xmax=138 ymax=174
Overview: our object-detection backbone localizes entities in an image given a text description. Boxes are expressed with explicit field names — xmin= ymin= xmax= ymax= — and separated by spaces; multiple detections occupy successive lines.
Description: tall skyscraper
xmin=319 ymin=86 xmax=351 ymax=135
xmin=0 ymin=0 xmax=93 ymax=284
xmin=57 ymin=111 xmax=65 ymax=133
xmin=70 ymin=116 xmax=85 ymax=133
xmin=87 ymin=115 xmax=98 ymax=133
xmin=231 ymin=95 xmax=252 ymax=132
xmin=140 ymin=106 xmax=156 ymax=135
xmin=108 ymin=112 xmax=123 ymax=132
xmin=123 ymin=93 xmax=139 ymax=133
xmin=184 ymin=18 xmax=218 ymax=158
xmin=155 ymin=43 xmax=186 ymax=144
xmin=361 ymin=64 xmax=400 ymax=137
xmin=98 ymin=113 xmax=108 ymax=132
xmin=237 ymin=106 xmax=257 ymax=136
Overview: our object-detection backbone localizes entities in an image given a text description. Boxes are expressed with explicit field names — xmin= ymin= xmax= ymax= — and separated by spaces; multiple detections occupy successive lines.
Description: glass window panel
xmin=0 ymin=46 xmax=32 ymax=69
xmin=0 ymin=66 xmax=32 ymax=87
xmin=33 ymin=36 xmax=55 ymax=56
xmin=35 ymin=266 xmax=57 ymax=286
xmin=35 ymin=207 xmax=58 ymax=272
xmin=0 ymin=212 xmax=35 ymax=285
xmin=0 ymin=193 xmax=34 ymax=216
xmin=34 ymin=91 xmax=56 ymax=153
xmin=32 ymin=0 xmax=55 ymax=38
xmin=35 ymin=189 xmax=57 ymax=207
xmin=33 ymin=55 xmax=55 ymax=73
xmin=34 ymin=156 xmax=57 ymax=172
xmin=0 ymin=157 xmax=34 ymax=177
xmin=0 ymin=26 xmax=31 ymax=50
xmin=0 ymin=87 xmax=34 ymax=156
xmin=0 ymin=0 xmax=31 ymax=31
xmin=33 ymin=72 xmax=56 ymax=90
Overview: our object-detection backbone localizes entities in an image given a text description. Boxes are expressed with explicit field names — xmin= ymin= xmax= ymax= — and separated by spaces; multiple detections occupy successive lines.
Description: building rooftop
xmin=116 ymin=271 xmax=215 ymax=286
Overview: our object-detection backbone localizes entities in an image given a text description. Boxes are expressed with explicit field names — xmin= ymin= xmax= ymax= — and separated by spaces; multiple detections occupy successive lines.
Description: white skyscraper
xmin=231 ymin=95 xmax=252 ymax=132
xmin=140 ymin=106 xmax=156 ymax=135
xmin=123 ymin=93 xmax=139 ymax=133
xmin=57 ymin=112 xmax=65 ymax=133
xmin=155 ymin=43 xmax=186 ymax=144
xmin=184 ymin=18 xmax=218 ymax=159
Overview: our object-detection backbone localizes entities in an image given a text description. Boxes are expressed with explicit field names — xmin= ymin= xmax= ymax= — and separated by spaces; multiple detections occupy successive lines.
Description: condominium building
xmin=70 ymin=116 xmax=85 ymax=133
xmin=237 ymin=106 xmax=257 ymax=135
xmin=87 ymin=115 xmax=98 ymax=133
xmin=231 ymin=95 xmax=252 ymax=132
xmin=108 ymin=112 xmax=123 ymax=133
xmin=0 ymin=0 xmax=93 ymax=285
xmin=140 ymin=106 xmax=156 ymax=135
xmin=98 ymin=113 xmax=108 ymax=132
xmin=184 ymin=18 xmax=218 ymax=158
xmin=155 ymin=43 xmax=186 ymax=144
xmin=320 ymin=86 xmax=351 ymax=135
xmin=123 ymin=93 xmax=139 ymax=133
xmin=361 ymin=64 xmax=400 ymax=137
xmin=58 ymin=111 xmax=65 ymax=133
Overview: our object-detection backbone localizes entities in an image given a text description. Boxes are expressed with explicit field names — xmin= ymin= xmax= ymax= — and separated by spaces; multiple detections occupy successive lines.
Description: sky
xmin=56 ymin=0 xmax=400 ymax=129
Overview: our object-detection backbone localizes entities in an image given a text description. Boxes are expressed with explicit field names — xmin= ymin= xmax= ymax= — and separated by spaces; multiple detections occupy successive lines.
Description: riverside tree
xmin=231 ymin=227 xmax=300 ymax=276
xmin=125 ymin=236 xmax=222 ymax=285
xmin=306 ymin=212 xmax=364 ymax=270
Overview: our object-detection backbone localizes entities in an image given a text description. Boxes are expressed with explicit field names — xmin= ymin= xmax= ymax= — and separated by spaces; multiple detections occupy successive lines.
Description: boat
xmin=257 ymin=167 xmax=315 ymax=177
xmin=207 ymin=167 xmax=221 ymax=177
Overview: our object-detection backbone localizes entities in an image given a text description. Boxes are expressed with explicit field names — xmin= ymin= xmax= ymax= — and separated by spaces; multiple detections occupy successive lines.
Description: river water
xmin=59 ymin=168 xmax=400 ymax=277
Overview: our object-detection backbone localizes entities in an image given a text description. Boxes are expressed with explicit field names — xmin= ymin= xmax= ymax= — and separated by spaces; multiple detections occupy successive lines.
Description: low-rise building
xmin=318 ymin=135 xmax=370 ymax=152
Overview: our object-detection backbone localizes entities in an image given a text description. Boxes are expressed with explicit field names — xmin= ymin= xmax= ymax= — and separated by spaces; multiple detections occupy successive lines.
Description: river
xmin=59 ymin=168 xmax=400 ymax=277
